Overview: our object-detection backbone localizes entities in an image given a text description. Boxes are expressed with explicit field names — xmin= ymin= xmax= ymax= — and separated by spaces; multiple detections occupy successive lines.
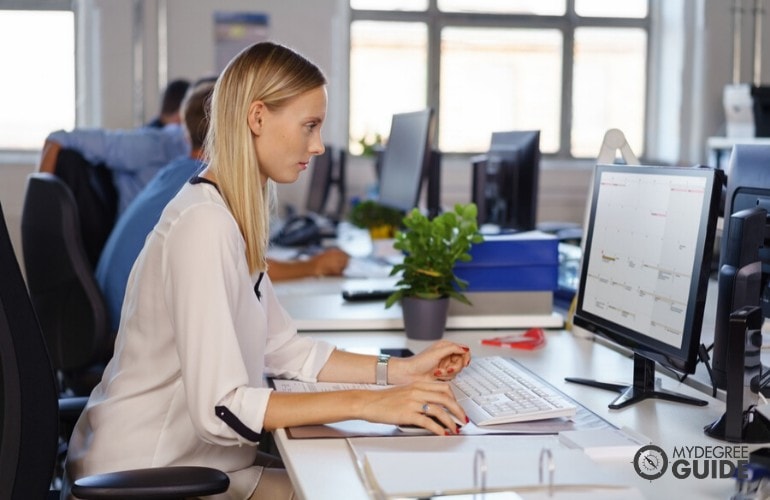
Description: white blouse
xmin=66 ymin=181 xmax=335 ymax=499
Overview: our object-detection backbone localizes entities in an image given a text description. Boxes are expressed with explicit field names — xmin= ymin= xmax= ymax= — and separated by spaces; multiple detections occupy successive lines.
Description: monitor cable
xmin=698 ymin=343 xmax=718 ymax=398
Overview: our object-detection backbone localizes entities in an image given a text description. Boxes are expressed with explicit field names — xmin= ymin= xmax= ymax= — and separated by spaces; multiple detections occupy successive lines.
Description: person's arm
xmin=267 ymin=247 xmax=350 ymax=281
xmin=316 ymin=340 xmax=471 ymax=385
xmin=265 ymin=341 xmax=472 ymax=434
xmin=263 ymin=380 xmax=466 ymax=435
xmin=43 ymin=127 xmax=188 ymax=172
xmin=38 ymin=139 xmax=62 ymax=173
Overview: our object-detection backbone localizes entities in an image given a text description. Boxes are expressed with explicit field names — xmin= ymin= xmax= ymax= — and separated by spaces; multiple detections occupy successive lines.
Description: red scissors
xmin=481 ymin=328 xmax=546 ymax=350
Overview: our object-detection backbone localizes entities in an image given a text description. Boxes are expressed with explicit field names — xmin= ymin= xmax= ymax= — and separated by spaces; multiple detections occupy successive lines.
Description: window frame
xmin=349 ymin=0 xmax=651 ymax=159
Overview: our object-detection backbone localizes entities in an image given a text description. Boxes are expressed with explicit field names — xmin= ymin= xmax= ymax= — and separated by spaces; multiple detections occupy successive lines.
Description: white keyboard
xmin=452 ymin=356 xmax=577 ymax=426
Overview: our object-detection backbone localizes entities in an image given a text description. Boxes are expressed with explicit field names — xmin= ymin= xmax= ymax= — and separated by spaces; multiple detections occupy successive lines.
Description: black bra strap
xmin=189 ymin=175 xmax=220 ymax=193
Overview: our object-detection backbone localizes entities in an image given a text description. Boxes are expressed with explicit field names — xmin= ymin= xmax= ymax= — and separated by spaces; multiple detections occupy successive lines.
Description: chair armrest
xmin=59 ymin=396 xmax=88 ymax=424
xmin=71 ymin=465 xmax=229 ymax=499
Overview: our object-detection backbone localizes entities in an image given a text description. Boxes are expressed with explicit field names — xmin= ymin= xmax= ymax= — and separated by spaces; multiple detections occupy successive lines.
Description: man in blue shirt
xmin=96 ymin=81 xmax=349 ymax=332
xmin=39 ymin=118 xmax=189 ymax=216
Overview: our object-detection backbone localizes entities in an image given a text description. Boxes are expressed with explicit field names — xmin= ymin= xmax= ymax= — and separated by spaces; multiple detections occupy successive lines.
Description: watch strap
xmin=376 ymin=354 xmax=390 ymax=385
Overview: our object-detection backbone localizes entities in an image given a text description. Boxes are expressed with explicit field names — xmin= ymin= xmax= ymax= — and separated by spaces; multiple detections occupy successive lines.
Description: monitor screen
xmin=473 ymin=130 xmax=540 ymax=231
xmin=377 ymin=109 xmax=434 ymax=213
xmin=305 ymin=148 xmax=333 ymax=215
xmin=571 ymin=164 xmax=722 ymax=408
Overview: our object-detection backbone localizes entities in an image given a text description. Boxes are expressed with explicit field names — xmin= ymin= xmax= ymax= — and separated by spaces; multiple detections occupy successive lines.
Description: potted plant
xmin=348 ymin=199 xmax=404 ymax=239
xmin=385 ymin=203 xmax=483 ymax=340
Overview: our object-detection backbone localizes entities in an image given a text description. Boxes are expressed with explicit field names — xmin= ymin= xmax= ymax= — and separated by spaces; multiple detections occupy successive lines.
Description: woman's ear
xmin=248 ymin=101 xmax=265 ymax=135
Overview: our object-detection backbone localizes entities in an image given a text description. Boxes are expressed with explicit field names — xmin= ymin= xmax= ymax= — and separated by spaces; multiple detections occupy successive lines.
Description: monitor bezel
xmin=573 ymin=164 xmax=722 ymax=374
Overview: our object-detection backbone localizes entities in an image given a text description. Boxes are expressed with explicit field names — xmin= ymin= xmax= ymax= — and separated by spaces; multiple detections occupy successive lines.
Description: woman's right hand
xmin=358 ymin=381 xmax=468 ymax=436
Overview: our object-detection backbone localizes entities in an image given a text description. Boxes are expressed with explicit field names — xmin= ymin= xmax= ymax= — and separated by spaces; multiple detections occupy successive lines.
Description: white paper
xmin=272 ymin=379 xmax=384 ymax=392
xmin=558 ymin=426 xmax=649 ymax=461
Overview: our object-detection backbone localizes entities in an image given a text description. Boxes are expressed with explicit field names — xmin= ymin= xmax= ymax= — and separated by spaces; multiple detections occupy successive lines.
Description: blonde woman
xmin=65 ymin=42 xmax=471 ymax=500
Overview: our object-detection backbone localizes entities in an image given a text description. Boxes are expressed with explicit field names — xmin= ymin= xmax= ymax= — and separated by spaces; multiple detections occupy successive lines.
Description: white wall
xmin=1 ymin=0 xmax=768 ymax=260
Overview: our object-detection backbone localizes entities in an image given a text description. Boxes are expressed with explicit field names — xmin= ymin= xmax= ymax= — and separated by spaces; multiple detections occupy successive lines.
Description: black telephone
xmin=272 ymin=215 xmax=320 ymax=247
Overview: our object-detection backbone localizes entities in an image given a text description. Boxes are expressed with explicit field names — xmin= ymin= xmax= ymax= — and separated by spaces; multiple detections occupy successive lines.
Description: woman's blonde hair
xmin=204 ymin=42 xmax=326 ymax=274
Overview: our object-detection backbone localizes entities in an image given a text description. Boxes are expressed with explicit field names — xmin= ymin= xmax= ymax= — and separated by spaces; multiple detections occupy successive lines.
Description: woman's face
xmin=253 ymin=85 xmax=327 ymax=185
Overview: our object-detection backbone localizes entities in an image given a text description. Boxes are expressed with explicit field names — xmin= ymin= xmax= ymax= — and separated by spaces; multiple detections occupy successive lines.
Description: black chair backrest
xmin=53 ymin=148 xmax=118 ymax=268
xmin=21 ymin=173 xmax=112 ymax=392
xmin=0 ymin=201 xmax=60 ymax=500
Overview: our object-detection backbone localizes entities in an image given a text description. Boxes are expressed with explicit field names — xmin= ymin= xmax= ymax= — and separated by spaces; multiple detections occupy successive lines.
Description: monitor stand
xmin=565 ymin=354 xmax=707 ymax=410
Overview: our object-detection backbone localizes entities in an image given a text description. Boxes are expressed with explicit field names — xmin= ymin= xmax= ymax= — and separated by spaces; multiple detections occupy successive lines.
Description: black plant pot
xmin=401 ymin=296 xmax=449 ymax=340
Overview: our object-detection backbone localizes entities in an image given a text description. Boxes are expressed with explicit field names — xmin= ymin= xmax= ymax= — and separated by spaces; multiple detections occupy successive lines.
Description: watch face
xmin=633 ymin=444 xmax=668 ymax=480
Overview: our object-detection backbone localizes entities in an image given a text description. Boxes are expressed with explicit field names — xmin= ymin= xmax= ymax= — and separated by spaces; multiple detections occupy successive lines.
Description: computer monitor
xmin=570 ymin=164 xmax=723 ymax=409
xmin=712 ymin=144 xmax=770 ymax=390
xmin=472 ymin=130 xmax=540 ymax=231
xmin=305 ymin=146 xmax=346 ymax=220
xmin=305 ymin=148 xmax=333 ymax=215
xmin=377 ymin=109 xmax=435 ymax=213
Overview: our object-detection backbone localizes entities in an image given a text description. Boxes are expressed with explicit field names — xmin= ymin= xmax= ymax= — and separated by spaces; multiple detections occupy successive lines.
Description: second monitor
xmin=472 ymin=130 xmax=540 ymax=231
xmin=377 ymin=109 xmax=438 ymax=216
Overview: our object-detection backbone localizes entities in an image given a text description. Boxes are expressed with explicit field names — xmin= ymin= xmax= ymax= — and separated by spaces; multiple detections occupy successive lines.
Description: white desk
xmin=274 ymin=328 xmax=743 ymax=500
xmin=272 ymin=276 xmax=564 ymax=331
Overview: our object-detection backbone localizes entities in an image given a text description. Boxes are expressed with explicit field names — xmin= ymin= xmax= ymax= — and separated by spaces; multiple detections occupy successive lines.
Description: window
xmin=349 ymin=21 xmax=427 ymax=155
xmin=0 ymin=6 xmax=75 ymax=151
xmin=439 ymin=27 xmax=562 ymax=153
xmin=349 ymin=1 xmax=649 ymax=159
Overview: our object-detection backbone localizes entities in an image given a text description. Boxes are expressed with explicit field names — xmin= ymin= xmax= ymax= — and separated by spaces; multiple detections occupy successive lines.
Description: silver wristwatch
xmin=376 ymin=354 xmax=390 ymax=385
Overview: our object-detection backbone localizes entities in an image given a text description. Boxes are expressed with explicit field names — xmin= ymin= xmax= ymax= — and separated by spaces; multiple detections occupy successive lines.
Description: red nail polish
xmin=465 ymin=416 xmax=470 ymax=423
xmin=462 ymin=346 xmax=470 ymax=352
xmin=444 ymin=430 xmax=451 ymax=436
xmin=433 ymin=369 xmax=442 ymax=376
xmin=447 ymin=367 xmax=455 ymax=373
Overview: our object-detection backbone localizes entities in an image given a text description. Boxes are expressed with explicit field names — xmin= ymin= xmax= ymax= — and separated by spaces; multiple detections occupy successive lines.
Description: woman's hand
xmin=389 ymin=340 xmax=471 ymax=385
xmin=359 ymin=381 xmax=468 ymax=436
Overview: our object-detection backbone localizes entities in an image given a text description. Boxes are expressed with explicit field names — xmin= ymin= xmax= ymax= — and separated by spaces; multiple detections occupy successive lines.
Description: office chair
xmin=21 ymin=173 xmax=113 ymax=396
xmin=0 ymin=201 xmax=230 ymax=499
xmin=53 ymin=148 xmax=119 ymax=268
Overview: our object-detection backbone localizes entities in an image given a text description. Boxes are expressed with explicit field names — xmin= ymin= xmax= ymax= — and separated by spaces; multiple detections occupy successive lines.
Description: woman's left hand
xmin=389 ymin=340 xmax=471 ymax=385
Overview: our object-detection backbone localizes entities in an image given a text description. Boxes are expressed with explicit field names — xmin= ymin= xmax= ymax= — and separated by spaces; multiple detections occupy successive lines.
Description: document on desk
xmin=272 ymin=379 xmax=614 ymax=439
xmin=348 ymin=435 xmax=644 ymax=499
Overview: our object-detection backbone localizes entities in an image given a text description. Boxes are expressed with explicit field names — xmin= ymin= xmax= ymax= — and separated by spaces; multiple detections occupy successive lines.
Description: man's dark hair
xmin=182 ymin=83 xmax=215 ymax=150
xmin=160 ymin=79 xmax=191 ymax=115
